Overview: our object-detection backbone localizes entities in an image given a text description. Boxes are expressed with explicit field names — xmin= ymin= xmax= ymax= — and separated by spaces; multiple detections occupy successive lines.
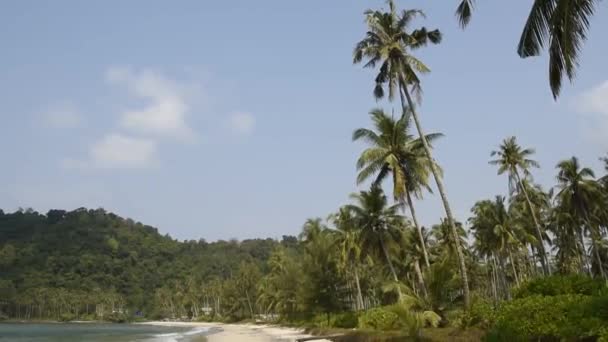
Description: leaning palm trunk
xmin=508 ymin=248 xmax=520 ymax=286
xmin=515 ymin=171 xmax=551 ymax=275
xmin=245 ymin=290 xmax=254 ymax=319
xmin=413 ymin=259 xmax=428 ymax=299
xmin=399 ymin=79 xmax=470 ymax=309
xmin=379 ymin=237 xmax=403 ymax=300
xmin=406 ymin=190 xmax=431 ymax=269
xmin=353 ymin=266 xmax=365 ymax=311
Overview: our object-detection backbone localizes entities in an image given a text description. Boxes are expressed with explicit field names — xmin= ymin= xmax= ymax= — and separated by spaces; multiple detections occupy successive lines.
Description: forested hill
xmin=0 ymin=208 xmax=295 ymax=320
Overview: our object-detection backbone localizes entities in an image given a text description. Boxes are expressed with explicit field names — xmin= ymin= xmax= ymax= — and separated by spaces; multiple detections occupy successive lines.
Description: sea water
xmin=0 ymin=323 xmax=216 ymax=342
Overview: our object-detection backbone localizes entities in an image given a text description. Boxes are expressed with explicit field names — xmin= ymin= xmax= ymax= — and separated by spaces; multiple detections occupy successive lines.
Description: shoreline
xmin=141 ymin=321 xmax=333 ymax=342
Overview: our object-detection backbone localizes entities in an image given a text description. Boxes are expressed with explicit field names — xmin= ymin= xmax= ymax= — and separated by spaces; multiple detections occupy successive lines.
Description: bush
xmin=486 ymin=294 xmax=608 ymax=341
xmin=333 ymin=311 xmax=359 ymax=328
xmin=514 ymin=274 xmax=606 ymax=298
xmin=308 ymin=311 xmax=360 ymax=329
xmin=106 ymin=312 xmax=130 ymax=323
xmin=58 ymin=312 xmax=76 ymax=322
xmin=358 ymin=307 xmax=400 ymax=331
xmin=450 ymin=298 xmax=496 ymax=329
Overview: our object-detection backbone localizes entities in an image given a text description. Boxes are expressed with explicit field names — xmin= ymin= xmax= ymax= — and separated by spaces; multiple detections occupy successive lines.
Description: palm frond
xmin=353 ymin=128 xmax=381 ymax=145
xmin=517 ymin=0 xmax=557 ymax=57
xmin=455 ymin=0 xmax=475 ymax=28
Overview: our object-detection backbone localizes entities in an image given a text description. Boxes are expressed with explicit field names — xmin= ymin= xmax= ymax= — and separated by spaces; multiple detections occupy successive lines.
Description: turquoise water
xmin=0 ymin=323 xmax=216 ymax=342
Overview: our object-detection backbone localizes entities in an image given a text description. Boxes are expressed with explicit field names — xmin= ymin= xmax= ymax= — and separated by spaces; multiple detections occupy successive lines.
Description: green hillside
xmin=0 ymin=208 xmax=289 ymax=320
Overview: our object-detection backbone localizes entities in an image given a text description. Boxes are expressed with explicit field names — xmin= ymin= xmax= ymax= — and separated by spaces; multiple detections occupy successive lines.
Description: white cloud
xmin=43 ymin=102 xmax=83 ymax=128
xmin=62 ymin=67 xmax=255 ymax=171
xmin=89 ymin=133 xmax=157 ymax=168
xmin=106 ymin=66 xmax=195 ymax=141
xmin=229 ymin=111 xmax=255 ymax=135
xmin=575 ymin=80 xmax=608 ymax=148
xmin=63 ymin=134 xmax=157 ymax=169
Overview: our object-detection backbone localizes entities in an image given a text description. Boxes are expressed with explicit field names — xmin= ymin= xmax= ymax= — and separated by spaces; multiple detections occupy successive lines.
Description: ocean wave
xmin=183 ymin=327 xmax=210 ymax=335
xmin=148 ymin=327 xmax=211 ymax=341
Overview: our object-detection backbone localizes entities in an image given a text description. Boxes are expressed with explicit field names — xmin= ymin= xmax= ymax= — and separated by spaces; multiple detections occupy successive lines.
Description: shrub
xmin=358 ymin=307 xmax=400 ymax=331
xmin=450 ymin=298 xmax=496 ymax=329
xmin=333 ymin=311 xmax=359 ymax=328
xmin=514 ymin=274 xmax=605 ymax=298
xmin=386 ymin=304 xmax=441 ymax=338
xmin=58 ymin=312 xmax=77 ymax=322
xmin=106 ymin=312 xmax=130 ymax=323
xmin=487 ymin=294 xmax=608 ymax=341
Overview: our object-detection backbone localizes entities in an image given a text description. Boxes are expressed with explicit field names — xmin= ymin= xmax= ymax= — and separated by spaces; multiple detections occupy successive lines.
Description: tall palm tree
xmin=353 ymin=108 xmax=441 ymax=269
xmin=456 ymin=0 xmax=599 ymax=98
xmin=509 ymin=181 xmax=552 ymax=276
xmin=431 ymin=218 xmax=468 ymax=253
xmin=394 ymin=225 xmax=430 ymax=298
xmin=470 ymin=196 xmax=523 ymax=296
xmin=556 ymin=156 xmax=606 ymax=279
xmin=346 ymin=187 xmax=405 ymax=300
xmin=490 ymin=136 xmax=551 ymax=275
xmin=550 ymin=210 xmax=584 ymax=274
xmin=329 ymin=207 xmax=365 ymax=311
xmin=353 ymin=0 xmax=471 ymax=309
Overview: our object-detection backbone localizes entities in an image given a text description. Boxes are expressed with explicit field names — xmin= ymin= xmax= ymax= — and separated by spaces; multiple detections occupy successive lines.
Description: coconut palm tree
xmin=550 ymin=210 xmax=584 ymax=274
xmin=353 ymin=0 xmax=471 ymax=309
xmin=470 ymin=196 xmax=523 ymax=298
xmin=555 ymin=156 xmax=606 ymax=279
xmin=353 ymin=108 xmax=441 ymax=269
xmin=346 ymin=187 xmax=405 ymax=300
xmin=456 ymin=0 xmax=599 ymax=98
xmin=394 ymin=225 xmax=429 ymax=299
xmin=509 ymin=181 xmax=552 ymax=276
xmin=490 ymin=136 xmax=551 ymax=275
xmin=329 ymin=207 xmax=365 ymax=311
xmin=299 ymin=218 xmax=326 ymax=246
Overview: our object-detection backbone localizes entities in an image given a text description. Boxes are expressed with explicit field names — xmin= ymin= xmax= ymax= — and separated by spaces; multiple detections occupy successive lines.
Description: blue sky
xmin=1 ymin=1 xmax=607 ymax=241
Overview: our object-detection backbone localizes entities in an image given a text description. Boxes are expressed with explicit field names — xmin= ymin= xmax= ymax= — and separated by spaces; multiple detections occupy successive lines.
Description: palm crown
xmin=353 ymin=108 xmax=441 ymax=202
xmin=490 ymin=136 xmax=540 ymax=194
xmin=556 ymin=156 xmax=603 ymax=220
xmin=353 ymin=2 xmax=441 ymax=100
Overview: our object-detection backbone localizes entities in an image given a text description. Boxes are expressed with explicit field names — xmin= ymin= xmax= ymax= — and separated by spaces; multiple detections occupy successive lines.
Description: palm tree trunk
xmin=508 ymin=248 xmax=520 ymax=286
xmin=413 ymin=259 xmax=428 ymax=299
xmin=406 ymin=190 xmax=430 ymax=269
xmin=488 ymin=257 xmax=499 ymax=305
xmin=399 ymin=80 xmax=470 ymax=309
xmin=592 ymin=238 xmax=606 ymax=279
xmin=353 ymin=266 xmax=364 ymax=311
xmin=379 ymin=237 xmax=403 ymax=300
xmin=584 ymin=212 xmax=606 ymax=279
xmin=495 ymin=253 xmax=511 ymax=299
xmin=492 ymin=254 xmax=503 ymax=299
xmin=245 ymin=289 xmax=254 ymax=319
xmin=529 ymin=245 xmax=538 ymax=277
xmin=578 ymin=227 xmax=591 ymax=275
xmin=514 ymin=171 xmax=550 ymax=275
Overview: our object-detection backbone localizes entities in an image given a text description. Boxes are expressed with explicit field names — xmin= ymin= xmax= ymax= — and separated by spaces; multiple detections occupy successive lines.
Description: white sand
xmin=142 ymin=321 xmax=333 ymax=342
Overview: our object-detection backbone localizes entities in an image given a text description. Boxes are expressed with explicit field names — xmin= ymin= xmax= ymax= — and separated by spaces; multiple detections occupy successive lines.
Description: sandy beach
xmin=143 ymin=321 xmax=333 ymax=342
